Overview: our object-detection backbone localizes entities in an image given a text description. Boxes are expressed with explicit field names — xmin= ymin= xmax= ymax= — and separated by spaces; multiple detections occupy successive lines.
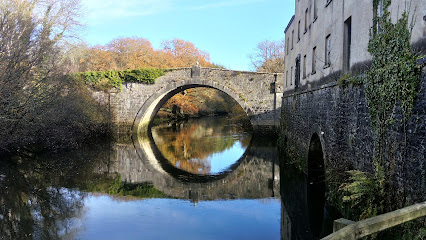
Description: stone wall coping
xmin=162 ymin=66 xmax=283 ymax=76
xmin=282 ymin=81 xmax=338 ymax=98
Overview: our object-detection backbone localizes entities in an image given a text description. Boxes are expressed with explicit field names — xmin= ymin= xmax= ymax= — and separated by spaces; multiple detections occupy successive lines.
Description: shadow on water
xmin=0 ymin=143 xmax=112 ymax=240
xmin=279 ymin=135 xmax=341 ymax=240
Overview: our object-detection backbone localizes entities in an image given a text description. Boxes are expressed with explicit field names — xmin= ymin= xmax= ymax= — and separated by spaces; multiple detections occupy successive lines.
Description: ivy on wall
xmin=365 ymin=0 xmax=421 ymax=180
xmin=341 ymin=0 xmax=423 ymax=224
xmin=368 ymin=0 xmax=420 ymax=131
xmin=72 ymin=68 xmax=165 ymax=91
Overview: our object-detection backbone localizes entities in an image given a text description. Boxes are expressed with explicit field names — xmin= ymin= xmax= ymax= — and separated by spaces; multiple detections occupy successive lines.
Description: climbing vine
xmin=341 ymin=0 xmax=423 ymax=222
xmin=367 ymin=0 xmax=420 ymax=131
xmin=365 ymin=0 xmax=421 ymax=178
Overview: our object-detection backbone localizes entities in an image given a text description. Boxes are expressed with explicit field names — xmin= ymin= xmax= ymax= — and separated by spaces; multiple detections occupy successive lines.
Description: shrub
xmin=72 ymin=68 xmax=165 ymax=91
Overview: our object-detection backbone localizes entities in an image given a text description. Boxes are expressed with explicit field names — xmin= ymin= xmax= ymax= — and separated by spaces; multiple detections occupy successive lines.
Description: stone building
xmin=283 ymin=0 xmax=425 ymax=92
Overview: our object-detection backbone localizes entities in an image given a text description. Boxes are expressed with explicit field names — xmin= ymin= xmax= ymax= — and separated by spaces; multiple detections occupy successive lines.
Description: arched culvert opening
xmin=132 ymin=80 xmax=254 ymax=134
xmin=307 ymin=133 xmax=326 ymax=238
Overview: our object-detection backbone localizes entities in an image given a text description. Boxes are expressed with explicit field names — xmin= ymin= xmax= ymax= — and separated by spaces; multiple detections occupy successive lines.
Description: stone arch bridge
xmin=92 ymin=66 xmax=283 ymax=134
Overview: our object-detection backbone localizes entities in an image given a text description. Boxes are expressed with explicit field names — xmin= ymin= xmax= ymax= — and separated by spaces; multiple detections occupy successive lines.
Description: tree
xmin=76 ymin=37 xmax=216 ymax=71
xmin=107 ymin=37 xmax=155 ymax=69
xmin=249 ymin=39 xmax=285 ymax=73
xmin=0 ymin=0 xmax=82 ymax=152
xmin=162 ymin=89 xmax=200 ymax=116
xmin=161 ymin=38 xmax=213 ymax=68
xmin=84 ymin=45 xmax=116 ymax=71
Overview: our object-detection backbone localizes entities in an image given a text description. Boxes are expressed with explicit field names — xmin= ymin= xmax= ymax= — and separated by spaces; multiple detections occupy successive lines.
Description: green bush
xmin=72 ymin=68 xmax=165 ymax=91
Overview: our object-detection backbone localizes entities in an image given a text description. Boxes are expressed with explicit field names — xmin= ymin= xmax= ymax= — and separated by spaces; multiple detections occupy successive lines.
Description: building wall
xmin=283 ymin=0 xmax=425 ymax=92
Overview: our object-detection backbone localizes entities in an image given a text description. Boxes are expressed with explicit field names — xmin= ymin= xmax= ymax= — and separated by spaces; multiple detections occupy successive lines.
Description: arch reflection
xmin=151 ymin=116 xmax=252 ymax=176
xmin=131 ymin=128 xmax=279 ymax=200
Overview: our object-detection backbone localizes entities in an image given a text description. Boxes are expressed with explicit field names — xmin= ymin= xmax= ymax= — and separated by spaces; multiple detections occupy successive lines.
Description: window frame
xmin=313 ymin=0 xmax=318 ymax=21
xmin=304 ymin=8 xmax=308 ymax=33
xmin=297 ymin=20 xmax=301 ymax=42
xmin=325 ymin=34 xmax=331 ymax=67
xmin=303 ymin=55 xmax=307 ymax=79
xmin=312 ymin=46 xmax=317 ymax=74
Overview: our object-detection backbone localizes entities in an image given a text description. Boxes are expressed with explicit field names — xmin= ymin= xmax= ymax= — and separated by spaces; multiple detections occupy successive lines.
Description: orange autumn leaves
xmin=78 ymin=37 xmax=213 ymax=72
xmin=163 ymin=89 xmax=200 ymax=115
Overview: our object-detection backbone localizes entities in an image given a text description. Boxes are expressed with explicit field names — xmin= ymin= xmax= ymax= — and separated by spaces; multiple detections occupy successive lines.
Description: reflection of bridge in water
xmin=95 ymin=134 xmax=280 ymax=202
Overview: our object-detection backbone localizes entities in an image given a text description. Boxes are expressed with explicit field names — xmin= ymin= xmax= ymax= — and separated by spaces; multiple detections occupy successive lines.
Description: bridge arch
xmin=132 ymin=78 xmax=255 ymax=134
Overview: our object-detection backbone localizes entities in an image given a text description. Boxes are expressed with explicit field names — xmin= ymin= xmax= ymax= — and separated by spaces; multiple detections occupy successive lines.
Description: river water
xmin=1 ymin=116 xmax=291 ymax=240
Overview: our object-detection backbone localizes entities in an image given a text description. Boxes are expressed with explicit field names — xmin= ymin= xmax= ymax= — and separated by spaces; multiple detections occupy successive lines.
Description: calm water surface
xmin=1 ymin=116 xmax=284 ymax=240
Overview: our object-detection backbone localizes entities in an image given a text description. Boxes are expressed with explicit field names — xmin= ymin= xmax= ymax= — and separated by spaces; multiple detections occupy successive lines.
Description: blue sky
xmin=80 ymin=0 xmax=295 ymax=71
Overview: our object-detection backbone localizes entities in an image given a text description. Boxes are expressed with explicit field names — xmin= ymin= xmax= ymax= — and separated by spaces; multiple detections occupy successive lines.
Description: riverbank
xmin=153 ymin=110 xmax=252 ymax=130
xmin=0 ymin=77 xmax=114 ymax=157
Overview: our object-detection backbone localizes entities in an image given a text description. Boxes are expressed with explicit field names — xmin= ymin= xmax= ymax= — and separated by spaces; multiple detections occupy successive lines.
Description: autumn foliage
xmin=74 ymin=37 xmax=213 ymax=72
xmin=163 ymin=90 xmax=200 ymax=116
xmin=158 ymin=87 xmax=247 ymax=119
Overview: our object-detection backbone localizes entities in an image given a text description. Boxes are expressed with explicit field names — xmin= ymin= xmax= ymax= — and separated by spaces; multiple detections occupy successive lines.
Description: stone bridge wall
xmin=280 ymin=67 xmax=426 ymax=203
xmin=92 ymin=67 xmax=283 ymax=133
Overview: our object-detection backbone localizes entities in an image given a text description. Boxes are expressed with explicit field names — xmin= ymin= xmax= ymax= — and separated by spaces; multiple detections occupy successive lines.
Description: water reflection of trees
xmin=152 ymin=117 xmax=251 ymax=175
xmin=0 ymin=144 xmax=110 ymax=240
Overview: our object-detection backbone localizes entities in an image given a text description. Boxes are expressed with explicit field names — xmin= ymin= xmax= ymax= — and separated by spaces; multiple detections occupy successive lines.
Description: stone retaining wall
xmin=280 ymin=66 xmax=426 ymax=203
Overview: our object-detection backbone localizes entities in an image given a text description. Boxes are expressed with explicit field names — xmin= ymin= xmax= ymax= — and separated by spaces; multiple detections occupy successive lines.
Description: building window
xmin=290 ymin=66 xmax=293 ymax=85
xmin=313 ymin=0 xmax=318 ymax=20
xmin=304 ymin=8 xmax=308 ymax=33
xmin=325 ymin=34 xmax=331 ymax=67
xmin=295 ymin=55 xmax=300 ymax=88
xmin=374 ymin=0 xmax=384 ymax=33
xmin=343 ymin=17 xmax=352 ymax=72
xmin=291 ymin=30 xmax=294 ymax=49
xmin=287 ymin=37 xmax=290 ymax=54
xmin=312 ymin=46 xmax=316 ymax=74
xmin=303 ymin=55 xmax=307 ymax=78
xmin=286 ymin=70 xmax=288 ymax=87
xmin=378 ymin=0 xmax=384 ymax=17
xmin=297 ymin=20 xmax=301 ymax=41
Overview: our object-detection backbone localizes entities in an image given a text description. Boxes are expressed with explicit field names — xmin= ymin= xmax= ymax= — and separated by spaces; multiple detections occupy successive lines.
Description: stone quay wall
xmin=280 ymin=66 xmax=426 ymax=203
